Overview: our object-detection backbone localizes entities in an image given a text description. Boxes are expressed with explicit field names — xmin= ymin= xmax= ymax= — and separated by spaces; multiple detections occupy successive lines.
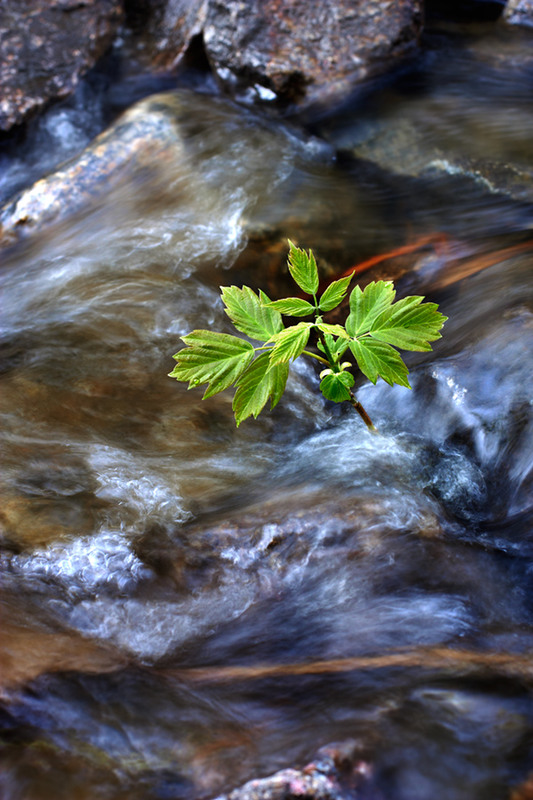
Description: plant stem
xmin=348 ymin=390 xmax=377 ymax=432
xmin=302 ymin=350 xmax=330 ymax=366
xmin=316 ymin=327 xmax=376 ymax=432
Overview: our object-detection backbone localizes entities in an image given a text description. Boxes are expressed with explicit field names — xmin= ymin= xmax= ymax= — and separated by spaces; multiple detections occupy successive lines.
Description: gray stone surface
xmin=0 ymin=0 xmax=123 ymax=131
xmin=202 ymin=0 xmax=423 ymax=109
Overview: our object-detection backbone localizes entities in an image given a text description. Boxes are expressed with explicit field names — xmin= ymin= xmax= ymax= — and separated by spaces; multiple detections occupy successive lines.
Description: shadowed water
xmin=1 ymin=26 xmax=533 ymax=800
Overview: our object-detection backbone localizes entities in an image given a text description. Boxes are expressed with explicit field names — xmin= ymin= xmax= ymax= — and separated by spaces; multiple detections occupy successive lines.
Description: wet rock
xmin=127 ymin=0 xmax=208 ymax=70
xmin=502 ymin=0 xmax=533 ymax=27
xmin=324 ymin=101 xmax=533 ymax=219
xmin=0 ymin=0 xmax=123 ymax=132
xmin=121 ymin=1 xmax=423 ymax=110
xmin=327 ymin=99 xmax=533 ymax=207
xmin=0 ymin=92 xmax=188 ymax=243
xmin=0 ymin=88 xmax=323 ymax=246
xmin=213 ymin=741 xmax=374 ymax=800
xmin=202 ymin=0 xmax=422 ymax=110
xmin=318 ymin=30 xmax=533 ymax=214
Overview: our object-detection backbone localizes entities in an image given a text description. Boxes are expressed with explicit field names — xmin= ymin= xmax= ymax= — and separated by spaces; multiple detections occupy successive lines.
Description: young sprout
xmin=169 ymin=242 xmax=447 ymax=430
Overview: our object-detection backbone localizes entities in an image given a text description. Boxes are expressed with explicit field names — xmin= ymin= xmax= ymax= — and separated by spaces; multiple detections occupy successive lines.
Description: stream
xmin=1 ymin=22 xmax=533 ymax=800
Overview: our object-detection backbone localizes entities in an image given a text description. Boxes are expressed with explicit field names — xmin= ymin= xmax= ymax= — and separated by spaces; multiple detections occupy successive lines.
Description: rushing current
xmin=1 ymin=21 xmax=532 ymax=800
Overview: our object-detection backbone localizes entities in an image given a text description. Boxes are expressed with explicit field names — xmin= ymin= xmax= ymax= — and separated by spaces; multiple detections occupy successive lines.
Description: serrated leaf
xmin=169 ymin=330 xmax=254 ymax=398
xmin=268 ymin=322 xmax=313 ymax=365
xmin=221 ymin=285 xmax=283 ymax=342
xmin=345 ymin=281 xmax=396 ymax=337
xmin=319 ymin=370 xmax=355 ymax=402
xmin=316 ymin=322 xmax=350 ymax=339
xmin=287 ymin=240 xmax=319 ymax=296
xmin=349 ymin=338 xmax=410 ymax=388
xmin=234 ymin=354 xmax=272 ymax=425
xmin=269 ymin=360 xmax=290 ymax=409
xmin=266 ymin=297 xmax=315 ymax=316
xmin=232 ymin=352 xmax=289 ymax=426
xmin=317 ymin=333 xmax=350 ymax=359
xmin=318 ymin=274 xmax=353 ymax=312
xmin=370 ymin=297 xmax=448 ymax=351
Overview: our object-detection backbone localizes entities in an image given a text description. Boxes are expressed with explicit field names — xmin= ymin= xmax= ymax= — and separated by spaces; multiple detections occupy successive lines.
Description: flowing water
xmin=1 ymin=24 xmax=533 ymax=800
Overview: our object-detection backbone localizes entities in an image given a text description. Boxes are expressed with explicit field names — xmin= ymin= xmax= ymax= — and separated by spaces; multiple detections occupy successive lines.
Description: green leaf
xmin=268 ymin=322 xmax=313 ymax=365
xmin=266 ymin=297 xmax=316 ymax=317
xmin=287 ymin=240 xmax=319 ymax=296
xmin=318 ymin=274 xmax=353 ymax=312
xmin=349 ymin=338 xmax=410 ymax=388
xmin=232 ymin=352 xmax=289 ymax=426
xmin=370 ymin=297 xmax=448 ymax=351
xmin=268 ymin=360 xmax=290 ymax=410
xmin=316 ymin=322 xmax=350 ymax=339
xmin=317 ymin=333 xmax=350 ymax=359
xmin=169 ymin=330 xmax=254 ymax=398
xmin=319 ymin=370 xmax=355 ymax=402
xmin=345 ymin=281 xmax=396 ymax=337
xmin=221 ymin=285 xmax=283 ymax=342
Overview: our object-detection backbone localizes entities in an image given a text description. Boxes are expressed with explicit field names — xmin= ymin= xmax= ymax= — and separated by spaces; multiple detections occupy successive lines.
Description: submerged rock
xmin=0 ymin=89 xmax=320 ymax=246
xmin=327 ymin=99 xmax=533 ymax=208
xmin=0 ymin=0 xmax=123 ymax=132
xmin=319 ymin=30 xmax=533 ymax=213
xmin=0 ymin=92 xmax=189 ymax=243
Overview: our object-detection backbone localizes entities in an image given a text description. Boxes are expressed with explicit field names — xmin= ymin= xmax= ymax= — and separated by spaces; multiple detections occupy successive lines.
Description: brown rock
xmin=203 ymin=0 xmax=422 ymax=109
xmin=0 ymin=0 xmax=123 ymax=131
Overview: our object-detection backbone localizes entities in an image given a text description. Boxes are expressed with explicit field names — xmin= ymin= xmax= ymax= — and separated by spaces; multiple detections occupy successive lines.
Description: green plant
xmin=169 ymin=242 xmax=447 ymax=430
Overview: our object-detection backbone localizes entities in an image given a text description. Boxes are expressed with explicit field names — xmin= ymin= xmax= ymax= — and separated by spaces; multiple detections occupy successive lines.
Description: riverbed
xmin=1 ymin=20 xmax=532 ymax=800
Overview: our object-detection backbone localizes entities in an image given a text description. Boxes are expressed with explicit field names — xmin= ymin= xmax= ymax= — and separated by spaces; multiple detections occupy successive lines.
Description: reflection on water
xmin=1 ymin=24 xmax=533 ymax=800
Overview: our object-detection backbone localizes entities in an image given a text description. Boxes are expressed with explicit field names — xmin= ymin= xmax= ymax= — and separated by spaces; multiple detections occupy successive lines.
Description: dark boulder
xmin=202 ymin=0 xmax=423 ymax=110
xmin=0 ymin=0 xmax=123 ymax=132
